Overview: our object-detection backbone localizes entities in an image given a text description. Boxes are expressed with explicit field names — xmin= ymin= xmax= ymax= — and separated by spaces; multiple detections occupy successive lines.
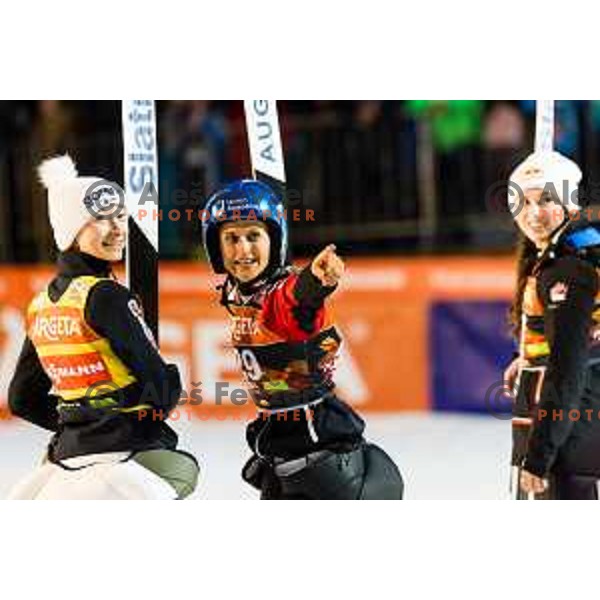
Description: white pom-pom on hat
xmin=38 ymin=153 xmax=111 ymax=252
xmin=38 ymin=154 xmax=79 ymax=190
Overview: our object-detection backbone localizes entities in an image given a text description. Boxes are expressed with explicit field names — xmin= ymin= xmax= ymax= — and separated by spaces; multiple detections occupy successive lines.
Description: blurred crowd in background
xmin=2 ymin=100 xmax=600 ymax=263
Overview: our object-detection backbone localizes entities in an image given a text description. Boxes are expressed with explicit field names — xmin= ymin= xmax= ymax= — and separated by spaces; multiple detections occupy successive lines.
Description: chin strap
xmin=216 ymin=275 xmax=236 ymax=316
xmin=533 ymin=217 xmax=574 ymax=274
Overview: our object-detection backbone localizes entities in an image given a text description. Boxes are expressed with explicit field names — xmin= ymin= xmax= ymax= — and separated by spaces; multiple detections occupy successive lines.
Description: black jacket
xmin=522 ymin=225 xmax=600 ymax=477
xmin=8 ymin=251 xmax=181 ymax=460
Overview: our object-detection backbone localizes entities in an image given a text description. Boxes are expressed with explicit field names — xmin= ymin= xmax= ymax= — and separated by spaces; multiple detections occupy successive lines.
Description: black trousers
xmin=552 ymin=419 xmax=600 ymax=499
xmin=552 ymin=473 xmax=598 ymax=500
xmin=242 ymin=441 xmax=404 ymax=500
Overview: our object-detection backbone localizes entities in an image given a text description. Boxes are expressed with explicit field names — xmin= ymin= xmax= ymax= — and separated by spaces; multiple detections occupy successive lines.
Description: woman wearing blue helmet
xmin=202 ymin=179 xmax=403 ymax=499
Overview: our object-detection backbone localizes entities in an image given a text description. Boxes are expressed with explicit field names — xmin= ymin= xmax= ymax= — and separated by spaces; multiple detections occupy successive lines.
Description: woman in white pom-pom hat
xmin=6 ymin=155 xmax=199 ymax=500
xmin=506 ymin=150 xmax=600 ymax=499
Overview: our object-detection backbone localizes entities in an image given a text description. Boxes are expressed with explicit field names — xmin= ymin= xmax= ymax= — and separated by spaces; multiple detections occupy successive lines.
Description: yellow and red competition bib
xmin=27 ymin=276 xmax=136 ymax=401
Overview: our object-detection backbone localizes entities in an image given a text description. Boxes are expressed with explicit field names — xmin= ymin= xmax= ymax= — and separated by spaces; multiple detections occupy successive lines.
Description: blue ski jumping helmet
xmin=202 ymin=179 xmax=288 ymax=274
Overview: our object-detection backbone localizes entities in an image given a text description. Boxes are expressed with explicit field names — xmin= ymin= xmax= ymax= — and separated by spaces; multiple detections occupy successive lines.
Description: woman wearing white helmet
xmin=506 ymin=150 xmax=600 ymax=499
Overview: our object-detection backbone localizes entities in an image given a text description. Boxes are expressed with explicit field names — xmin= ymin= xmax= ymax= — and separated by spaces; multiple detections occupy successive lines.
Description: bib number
xmin=239 ymin=348 xmax=263 ymax=382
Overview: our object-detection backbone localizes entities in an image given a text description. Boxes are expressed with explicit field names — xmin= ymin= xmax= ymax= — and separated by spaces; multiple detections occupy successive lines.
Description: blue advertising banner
xmin=430 ymin=301 xmax=514 ymax=414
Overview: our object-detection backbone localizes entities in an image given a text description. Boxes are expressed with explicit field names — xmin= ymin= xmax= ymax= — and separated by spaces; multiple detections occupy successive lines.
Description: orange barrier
xmin=0 ymin=257 xmax=516 ymax=419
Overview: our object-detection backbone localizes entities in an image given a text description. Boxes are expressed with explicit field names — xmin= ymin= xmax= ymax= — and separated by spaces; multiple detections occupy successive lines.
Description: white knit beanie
xmin=508 ymin=150 xmax=582 ymax=214
xmin=38 ymin=154 xmax=121 ymax=252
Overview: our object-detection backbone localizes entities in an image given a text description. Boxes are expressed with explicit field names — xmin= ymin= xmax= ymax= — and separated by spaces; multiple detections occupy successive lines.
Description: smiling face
xmin=75 ymin=208 xmax=127 ymax=262
xmin=513 ymin=188 xmax=567 ymax=249
xmin=219 ymin=221 xmax=271 ymax=282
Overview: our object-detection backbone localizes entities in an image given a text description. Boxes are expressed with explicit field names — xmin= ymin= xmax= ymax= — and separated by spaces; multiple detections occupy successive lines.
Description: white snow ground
xmin=0 ymin=412 xmax=510 ymax=500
